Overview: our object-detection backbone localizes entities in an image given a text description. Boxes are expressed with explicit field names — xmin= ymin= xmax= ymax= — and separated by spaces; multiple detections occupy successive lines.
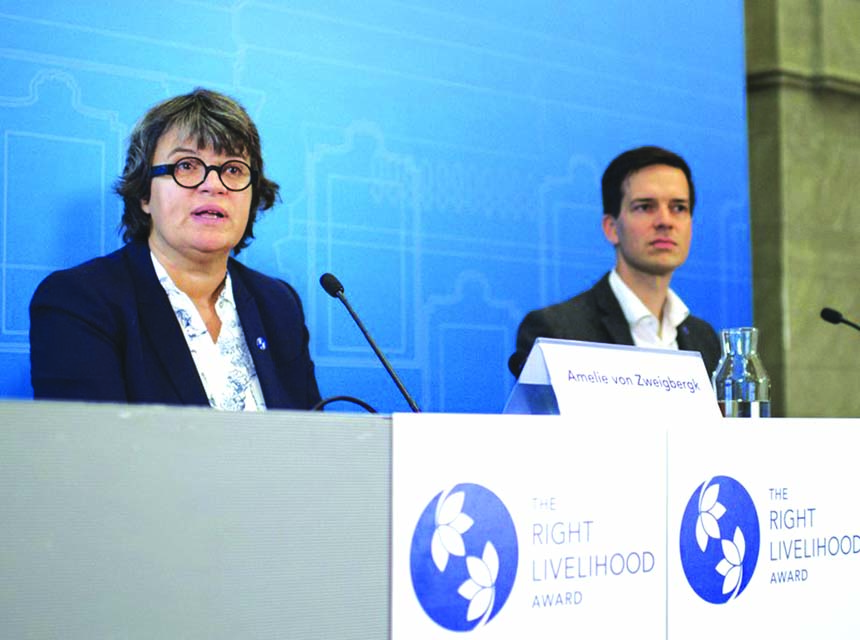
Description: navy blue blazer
xmin=509 ymin=272 xmax=721 ymax=379
xmin=29 ymin=241 xmax=321 ymax=409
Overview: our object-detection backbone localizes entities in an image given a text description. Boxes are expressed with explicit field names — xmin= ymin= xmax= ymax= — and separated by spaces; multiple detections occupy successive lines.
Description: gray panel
xmin=0 ymin=401 xmax=391 ymax=639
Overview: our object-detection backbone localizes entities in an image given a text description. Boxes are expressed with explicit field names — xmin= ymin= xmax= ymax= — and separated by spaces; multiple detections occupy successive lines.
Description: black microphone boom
xmin=820 ymin=307 xmax=860 ymax=333
xmin=320 ymin=273 xmax=421 ymax=412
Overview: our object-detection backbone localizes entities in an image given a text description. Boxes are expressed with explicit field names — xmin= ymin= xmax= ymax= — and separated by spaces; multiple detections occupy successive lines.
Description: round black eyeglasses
xmin=150 ymin=157 xmax=257 ymax=192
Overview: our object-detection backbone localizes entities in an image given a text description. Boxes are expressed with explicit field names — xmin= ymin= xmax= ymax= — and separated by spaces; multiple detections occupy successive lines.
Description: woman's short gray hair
xmin=115 ymin=88 xmax=279 ymax=254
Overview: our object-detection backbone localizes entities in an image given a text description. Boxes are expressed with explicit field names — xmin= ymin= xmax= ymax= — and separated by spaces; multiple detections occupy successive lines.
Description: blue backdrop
xmin=0 ymin=1 xmax=751 ymax=413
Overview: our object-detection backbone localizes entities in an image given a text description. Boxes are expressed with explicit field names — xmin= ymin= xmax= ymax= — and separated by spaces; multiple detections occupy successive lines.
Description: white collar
xmin=608 ymin=269 xmax=689 ymax=330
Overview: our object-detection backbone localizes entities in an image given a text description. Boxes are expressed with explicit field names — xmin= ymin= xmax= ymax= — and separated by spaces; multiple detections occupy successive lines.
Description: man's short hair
xmin=601 ymin=145 xmax=695 ymax=218
xmin=115 ymin=88 xmax=279 ymax=255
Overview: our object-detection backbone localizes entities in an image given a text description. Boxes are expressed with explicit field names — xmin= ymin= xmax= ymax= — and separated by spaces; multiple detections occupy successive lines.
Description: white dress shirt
xmin=608 ymin=269 xmax=690 ymax=351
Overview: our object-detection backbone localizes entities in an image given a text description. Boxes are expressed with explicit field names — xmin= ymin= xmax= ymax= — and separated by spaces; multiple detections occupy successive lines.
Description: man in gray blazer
xmin=509 ymin=146 xmax=721 ymax=378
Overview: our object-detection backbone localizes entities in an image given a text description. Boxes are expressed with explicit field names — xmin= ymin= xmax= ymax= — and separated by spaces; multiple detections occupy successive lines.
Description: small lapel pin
xmin=256 ymin=337 xmax=267 ymax=351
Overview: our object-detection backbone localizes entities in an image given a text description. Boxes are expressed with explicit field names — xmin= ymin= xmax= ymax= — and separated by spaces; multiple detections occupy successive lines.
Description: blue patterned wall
xmin=0 ymin=1 xmax=751 ymax=413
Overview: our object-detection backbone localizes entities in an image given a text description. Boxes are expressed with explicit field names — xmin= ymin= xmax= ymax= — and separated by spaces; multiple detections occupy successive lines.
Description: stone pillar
xmin=746 ymin=0 xmax=860 ymax=416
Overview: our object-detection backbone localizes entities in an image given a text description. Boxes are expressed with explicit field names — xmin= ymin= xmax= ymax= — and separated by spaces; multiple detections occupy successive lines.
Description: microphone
xmin=320 ymin=273 xmax=421 ymax=412
xmin=820 ymin=307 xmax=860 ymax=332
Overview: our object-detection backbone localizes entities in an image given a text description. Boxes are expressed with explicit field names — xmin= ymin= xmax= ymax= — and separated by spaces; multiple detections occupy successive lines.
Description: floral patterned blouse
xmin=152 ymin=253 xmax=266 ymax=411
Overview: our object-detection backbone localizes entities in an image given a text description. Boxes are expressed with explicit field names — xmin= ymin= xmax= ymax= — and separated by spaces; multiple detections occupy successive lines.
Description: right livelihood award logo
xmin=410 ymin=483 xmax=518 ymax=632
xmin=679 ymin=476 xmax=760 ymax=603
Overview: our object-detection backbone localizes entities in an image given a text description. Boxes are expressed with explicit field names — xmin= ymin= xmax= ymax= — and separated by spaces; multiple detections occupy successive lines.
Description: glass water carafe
xmin=712 ymin=327 xmax=771 ymax=418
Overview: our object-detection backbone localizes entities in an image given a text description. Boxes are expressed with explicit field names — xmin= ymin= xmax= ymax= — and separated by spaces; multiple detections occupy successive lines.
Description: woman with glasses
xmin=29 ymin=88 xmax=321 ymax=410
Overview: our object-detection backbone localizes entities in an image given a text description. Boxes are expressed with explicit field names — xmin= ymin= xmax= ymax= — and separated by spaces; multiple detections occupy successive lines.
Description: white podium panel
xmin=392 ymin=414 xmax=667 ymax=639
xmin=667 ymin=420 xmax=860 ymax=638
xmin=391 ymin=414 xmax=860 ymax=639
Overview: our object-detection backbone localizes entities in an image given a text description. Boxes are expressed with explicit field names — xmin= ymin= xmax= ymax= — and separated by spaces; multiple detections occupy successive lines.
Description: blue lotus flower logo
xmin=679 ymin=476 xmax=760 ymax=603
xmin=410 ymin=483 xmax=518 ymax=631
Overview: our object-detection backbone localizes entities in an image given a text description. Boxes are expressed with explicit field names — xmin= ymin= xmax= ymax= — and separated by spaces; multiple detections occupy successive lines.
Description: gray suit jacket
xmin=509 ymin=272 xmax=721 ymax=378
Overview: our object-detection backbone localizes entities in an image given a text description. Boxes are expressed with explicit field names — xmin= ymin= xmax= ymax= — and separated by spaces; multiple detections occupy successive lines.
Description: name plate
xmin=504 ymin=338 xmax=719 ymax=420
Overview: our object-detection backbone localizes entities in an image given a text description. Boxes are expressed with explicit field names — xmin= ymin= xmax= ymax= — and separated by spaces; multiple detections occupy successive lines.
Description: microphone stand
xmin=321 ymin=273 xmax=421 ymax=413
